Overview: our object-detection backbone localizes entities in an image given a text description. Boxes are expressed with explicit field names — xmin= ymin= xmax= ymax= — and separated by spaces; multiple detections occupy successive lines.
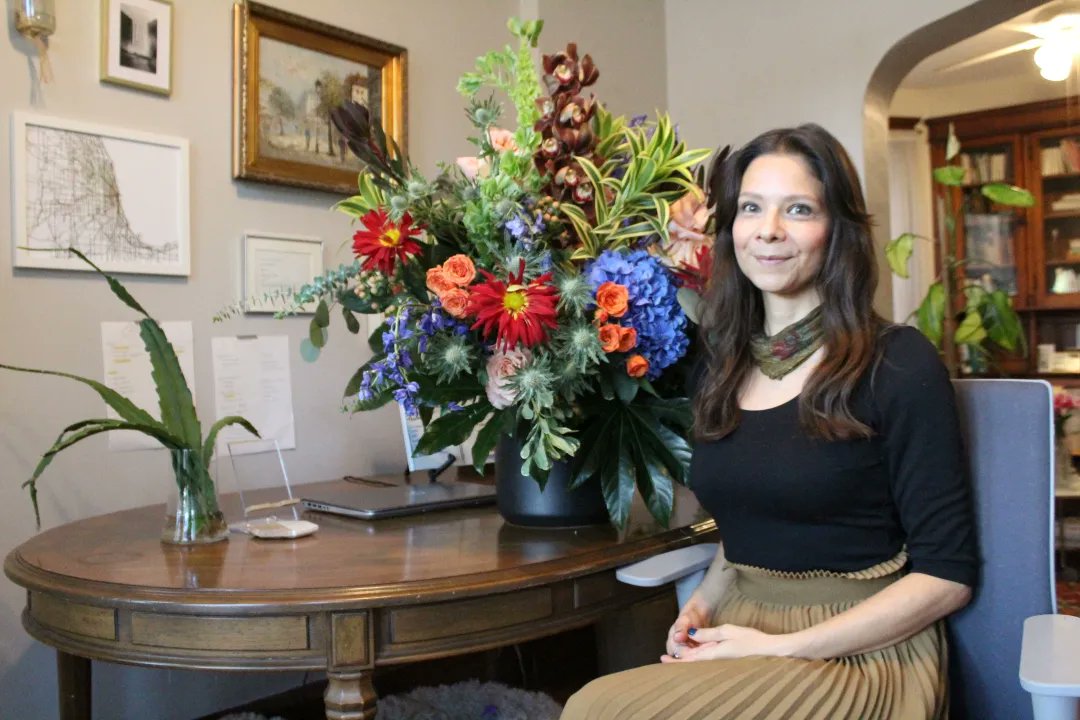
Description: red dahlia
xmin=351 ymin=209 xmax=423 ymax=275
xmin=468 ymin=260 xmax=559 ymax=351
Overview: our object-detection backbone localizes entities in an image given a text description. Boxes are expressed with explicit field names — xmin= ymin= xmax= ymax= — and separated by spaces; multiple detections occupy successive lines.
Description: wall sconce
xmin=14 ymin=0 xmax=56 ymax=83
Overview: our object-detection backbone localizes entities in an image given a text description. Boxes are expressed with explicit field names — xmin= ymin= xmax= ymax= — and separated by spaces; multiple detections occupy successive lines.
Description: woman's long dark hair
xmin=693 ymin=123 xmax=883 ymax=442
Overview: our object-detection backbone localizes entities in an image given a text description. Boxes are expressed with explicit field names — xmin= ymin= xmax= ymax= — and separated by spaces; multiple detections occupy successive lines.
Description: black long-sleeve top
xmin=690 ymin=326 xmax=979 ymax=587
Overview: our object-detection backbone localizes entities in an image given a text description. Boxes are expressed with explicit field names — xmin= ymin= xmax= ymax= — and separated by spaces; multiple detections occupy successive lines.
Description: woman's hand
xmin=660 ymin=623 xmax=793 ymax=663
xmin=664 ymin=596 xmax=713 ymax=659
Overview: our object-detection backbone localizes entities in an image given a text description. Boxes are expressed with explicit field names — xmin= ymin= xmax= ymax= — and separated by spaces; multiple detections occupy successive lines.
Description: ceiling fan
xmin=938 ymin=1 xmax=1080 ymax=81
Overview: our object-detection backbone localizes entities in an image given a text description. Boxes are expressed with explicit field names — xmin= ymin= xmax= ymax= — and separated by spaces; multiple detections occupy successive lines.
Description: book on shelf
xmin=1044 ymin=139 xmax=1080 ymax=176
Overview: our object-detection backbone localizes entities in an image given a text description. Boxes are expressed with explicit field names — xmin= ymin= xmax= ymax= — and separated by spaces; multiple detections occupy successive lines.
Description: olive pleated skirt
xmin=561 ymin=556 xmax=947 ymax=720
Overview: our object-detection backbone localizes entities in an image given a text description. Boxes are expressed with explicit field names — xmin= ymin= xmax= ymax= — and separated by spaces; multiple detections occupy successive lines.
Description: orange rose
xmin=626 ymin=354 xmax=649 ymax=378
xmin=595 ymin=281 xmax=629 ymax=318
xmin=442 ymin=254 xmax=476 ymax=286
xmin=593 ymin=308 xmax=609 ymax=326
xmin=598 ymin=324 xmax=621 ymax=353
xmin=617 ymin=326 xmax=637 ymax=352
xmin=426 ymin=267 xmax=456 ymax=295
xmin=440 ymin=287 xmax=470 ymax=319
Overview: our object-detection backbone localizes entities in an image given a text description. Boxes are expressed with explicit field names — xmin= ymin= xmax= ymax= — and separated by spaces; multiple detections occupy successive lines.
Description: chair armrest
xmin=1020 ymin=614 xmax=1080 ymax=696
xmin=616 ymin=543 xmax=719 ymax=587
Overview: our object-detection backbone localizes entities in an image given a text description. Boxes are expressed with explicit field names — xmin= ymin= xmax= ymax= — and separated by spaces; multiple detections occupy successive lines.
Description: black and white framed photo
xmin=242 ymin=232 xmax=324 ymax=313
xmin=100 ymin=0 xmax=173 ymax=95
xmin=11 ymin=112 xmax=190 ymax=276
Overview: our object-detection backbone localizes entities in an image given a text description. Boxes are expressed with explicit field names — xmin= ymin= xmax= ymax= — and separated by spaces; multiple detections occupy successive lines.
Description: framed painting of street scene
xmin=232 ymin=2 xmax=407 ymax=194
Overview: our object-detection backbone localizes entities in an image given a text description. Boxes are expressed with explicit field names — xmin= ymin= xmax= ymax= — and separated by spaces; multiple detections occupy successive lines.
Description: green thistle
xmin=553 ymin=321 xmax=605 ymax=375
xmin=427 ymin=333 xmax=475 ymax=383
xmin=556 ymin=273 xmax=593 ymax=319
xmin=511 ymin=356 xmax=556 ymax=413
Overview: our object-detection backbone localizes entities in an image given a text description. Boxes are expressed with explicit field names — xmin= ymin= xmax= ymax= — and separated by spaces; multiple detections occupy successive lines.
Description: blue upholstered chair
xmin=619 ymin=379 xmax=1072 ymax=720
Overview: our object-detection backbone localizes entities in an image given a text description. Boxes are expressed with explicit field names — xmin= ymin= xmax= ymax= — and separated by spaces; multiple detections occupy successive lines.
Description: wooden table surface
xmin=5 ymin=472 xmax=717 ymax=720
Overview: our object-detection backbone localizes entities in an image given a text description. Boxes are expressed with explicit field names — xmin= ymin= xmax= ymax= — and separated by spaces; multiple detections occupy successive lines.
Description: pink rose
xmin=455 ymin=156 xmax=489 ymax=180
xmin=485 ymin=348 xmax=532 ymax=410
xmin=488 ymin=127 xmax=518 ymax=154
xmin=651 ymin=188 xmax=713 ymax=270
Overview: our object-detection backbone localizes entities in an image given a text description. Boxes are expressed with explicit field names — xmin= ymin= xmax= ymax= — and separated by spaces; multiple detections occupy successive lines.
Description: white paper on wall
xmin=210 ymin=335 xmax=295 ymax=456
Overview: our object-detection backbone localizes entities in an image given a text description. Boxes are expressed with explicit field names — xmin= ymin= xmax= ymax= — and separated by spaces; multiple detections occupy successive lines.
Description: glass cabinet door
xmin=1034 ymin=131 xmax=1080 ymax=309
xmin=947 ymin=139 xmax=1026 ymax=306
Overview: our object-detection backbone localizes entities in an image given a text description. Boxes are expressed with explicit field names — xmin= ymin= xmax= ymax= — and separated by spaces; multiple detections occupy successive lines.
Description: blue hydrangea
xmin=585 ymin=249 xmax=689 ymax=379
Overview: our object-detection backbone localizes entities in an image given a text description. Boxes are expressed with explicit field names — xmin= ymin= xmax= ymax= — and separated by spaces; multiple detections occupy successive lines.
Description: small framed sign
xmin=242 ymin=232 xmax=323 ymax=314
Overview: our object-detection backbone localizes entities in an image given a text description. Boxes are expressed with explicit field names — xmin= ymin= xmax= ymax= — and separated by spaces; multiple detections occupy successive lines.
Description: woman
xmin=561 ymin=124 xmax=977 ymax=719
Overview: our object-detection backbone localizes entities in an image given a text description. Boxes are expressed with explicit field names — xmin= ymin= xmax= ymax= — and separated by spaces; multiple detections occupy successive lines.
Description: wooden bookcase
xmin=924 ymin=97 xmax=1080 ymax=380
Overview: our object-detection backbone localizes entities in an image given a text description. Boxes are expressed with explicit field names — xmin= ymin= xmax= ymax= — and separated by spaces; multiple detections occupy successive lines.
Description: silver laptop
xmin=301 ymin=482 xmax=496 ymax=520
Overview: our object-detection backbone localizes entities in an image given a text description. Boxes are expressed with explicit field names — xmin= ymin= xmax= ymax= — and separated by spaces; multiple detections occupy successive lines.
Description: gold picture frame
xmin=232 ymin=2 xmax=407 ymax=194
xmin=100 ymin=0 xmax=174 ymax=96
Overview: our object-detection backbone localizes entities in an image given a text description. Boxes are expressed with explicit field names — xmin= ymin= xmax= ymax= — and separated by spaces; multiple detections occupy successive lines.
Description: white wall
xmin=0 ymin=1 xmax=667 ymax=718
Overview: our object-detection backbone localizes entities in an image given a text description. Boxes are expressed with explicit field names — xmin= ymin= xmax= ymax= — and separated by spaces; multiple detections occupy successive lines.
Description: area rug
xmin=219 ymin=679 xmax=563 ymax=720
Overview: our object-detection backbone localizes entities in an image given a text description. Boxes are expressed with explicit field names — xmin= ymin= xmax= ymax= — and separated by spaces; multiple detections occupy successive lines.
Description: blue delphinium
xmin=585 ymin=249 xmax=689 ymax=379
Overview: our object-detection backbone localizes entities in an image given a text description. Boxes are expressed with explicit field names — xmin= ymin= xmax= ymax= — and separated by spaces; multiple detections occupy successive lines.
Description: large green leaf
xmin=570 ymin=411 xmax=616 ymax=489
xmin=471 ymin=409 xmax=512 ymax=471
xmin=982 ymin=289 xmax=1024 ymax=352
xmin=676 ymin=287 xmax=702 ymax=325
xmin=414 ymin=402 xmax=491 ymax=455
xmin=915 ymin=282 xmax=946 ymax=348
xmin=600 ymin=419 xmax=636 ymax=529
xmin=932 ymin=166 xmax=967 ymax=187
xmin=954 ymin=309 xmax=988 ymax=345
xmin=981 ymin=183 xmax=1035 ymax=208
xmin=640 ymin=396 xmax=693 ymax=429
xmin=417 ymin=375 xmax=484 ymax=404
xmin=885 ymin=233 xmax=915 ymax=278
xmin=624 ymin=414 xmax=673 ymax=527
xmin=611 ymin=367 xmax=640 ymax=404
xmin=629 ymin=406 xmax=691 ymax=486
xmin=202 ymin=416 xmax=261 ymax=469
xmin=138 ymin=318 xmax=202 ymax=449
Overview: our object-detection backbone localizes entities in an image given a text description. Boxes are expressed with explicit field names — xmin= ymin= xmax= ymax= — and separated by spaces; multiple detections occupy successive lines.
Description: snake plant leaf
xmin=24 ymin=419 xmax=187 ymax=527
xmin=980 ymin=183 xmax=1035 ymax=207
xmin=954 ymin=309 xmax=988 ymax=345
xmin=0 ymin=363 xmax=169 ymax=432
xmin=885 ymin=233 xmax=916 ymax=279
xmin=64 ymin=248 xmax=151 ymax=317
xmin=139 ymin=318 xmax=202 ymax=449
xmin=202 ymin=416 xmax=261 ymax=469
xmin=932 ymin=166 xmax=967 ymax=187
xmin=915 ymin=282 xmax=946 ymax=348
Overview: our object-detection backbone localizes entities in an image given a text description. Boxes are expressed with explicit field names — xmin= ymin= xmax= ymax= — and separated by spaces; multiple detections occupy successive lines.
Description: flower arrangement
xmin=1055 ymin=388 xmax=1077 ymax=439
xmin=268 ymin=19 xmax=716 ymax=527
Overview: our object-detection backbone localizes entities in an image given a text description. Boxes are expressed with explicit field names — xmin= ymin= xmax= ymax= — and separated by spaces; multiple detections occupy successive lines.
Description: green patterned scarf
xmin=749 ymin=306 xmax=825 ymax=380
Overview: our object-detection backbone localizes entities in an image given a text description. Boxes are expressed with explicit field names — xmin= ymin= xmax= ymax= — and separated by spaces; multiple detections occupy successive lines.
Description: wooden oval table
xmin=5 ymin=476 xmax=716 ymax=720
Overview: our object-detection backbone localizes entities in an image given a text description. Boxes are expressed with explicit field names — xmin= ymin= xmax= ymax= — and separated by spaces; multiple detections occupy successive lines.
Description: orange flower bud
xmin=617 ymin=326 xmax=637 ymax=352
xmin=426 ymin=267 xmax=456 ymax=295
xmin=598 ymin=324 xmax=621 ymax=353
xmin=593 ymin=308 xmax=609 ymax=326
xmin=442 ymin=254 xmax=477 ymax=286
xmin=440 ymin=287 xmax=471 ymax=319
xmin=626 ymin=354 xmax=649 ymax=378
xmin=595 ymin=281 xmax=629 ymax=318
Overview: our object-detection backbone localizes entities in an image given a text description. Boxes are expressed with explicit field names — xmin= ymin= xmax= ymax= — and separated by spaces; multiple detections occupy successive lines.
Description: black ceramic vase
xmin=494 ymin=435 xmax=609 ymax=528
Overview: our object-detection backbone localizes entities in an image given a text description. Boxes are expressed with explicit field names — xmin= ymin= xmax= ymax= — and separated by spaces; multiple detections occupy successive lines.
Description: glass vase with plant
xmin=2 ymin=249 xmax=259 ymax=543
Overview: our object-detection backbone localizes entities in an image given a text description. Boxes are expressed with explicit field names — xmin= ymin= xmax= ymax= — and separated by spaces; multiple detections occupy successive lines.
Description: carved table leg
xmin=324 ymin=670 xmax=377 ymax=720
xmin=56 ymin=651 xmax=91 ymax=720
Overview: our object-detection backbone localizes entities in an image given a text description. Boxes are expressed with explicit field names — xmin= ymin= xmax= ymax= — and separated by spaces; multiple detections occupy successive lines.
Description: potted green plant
xmin=885 ymin=126 xmax=1033 ymax=375
xmin=2 ymin=249 xmax=259 ymax=543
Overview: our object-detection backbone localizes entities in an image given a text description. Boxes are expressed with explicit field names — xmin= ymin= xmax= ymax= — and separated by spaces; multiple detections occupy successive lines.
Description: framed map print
xmin=10 ymin=112 xmax=190 ymax=276
xmin=232 ymin=2 xmax=407 ymax=194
